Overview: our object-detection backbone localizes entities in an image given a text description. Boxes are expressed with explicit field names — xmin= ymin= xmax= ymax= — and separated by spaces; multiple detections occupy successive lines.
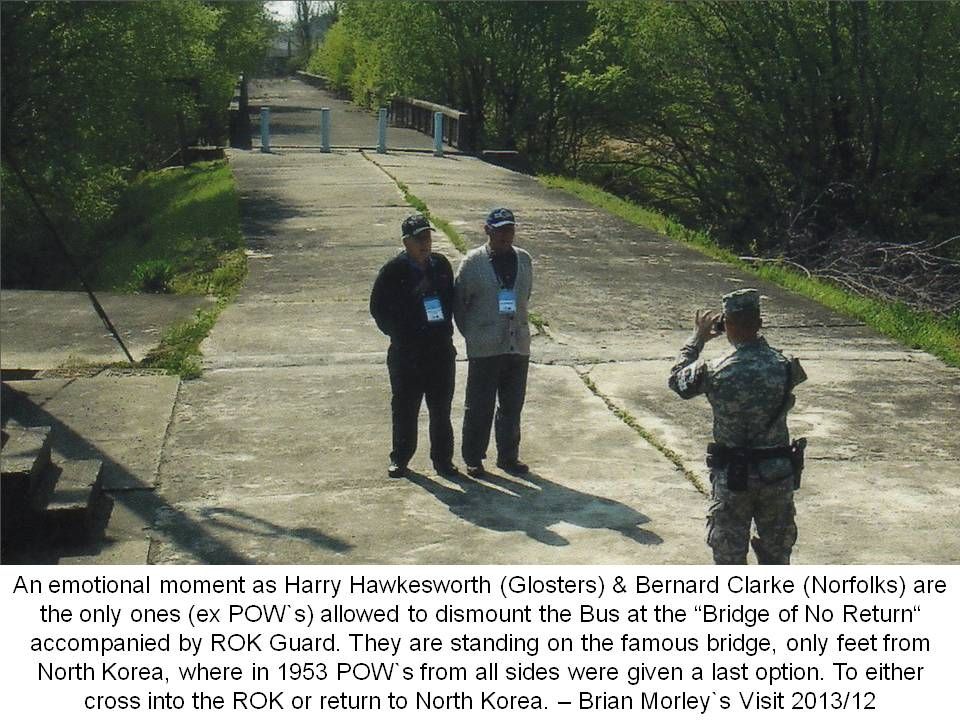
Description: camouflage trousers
xmin=707 ymin=471 xmax=797 ymax=565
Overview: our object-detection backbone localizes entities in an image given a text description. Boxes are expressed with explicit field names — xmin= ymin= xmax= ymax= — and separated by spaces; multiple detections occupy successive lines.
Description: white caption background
xmin=1 ymin=565 xmax=955 ymax=718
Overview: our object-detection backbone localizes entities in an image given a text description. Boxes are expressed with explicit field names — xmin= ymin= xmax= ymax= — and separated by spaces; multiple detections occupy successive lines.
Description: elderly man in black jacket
xmin=370 ymin=214 xmax=458 ymax=478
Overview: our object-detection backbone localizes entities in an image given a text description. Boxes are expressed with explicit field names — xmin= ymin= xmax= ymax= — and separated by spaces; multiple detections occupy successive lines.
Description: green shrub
xmin=93 ymin=162 xmax=244 ymax=294
xmin=307 ymin=21 xmax=356 ymax=92
xmin=132 ymin=260 xmax=174 ymax=293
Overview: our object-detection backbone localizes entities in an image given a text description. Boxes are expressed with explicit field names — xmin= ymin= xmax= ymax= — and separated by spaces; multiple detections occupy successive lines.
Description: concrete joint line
xmin=804 ymin=356 xmax=927 ymax=364
xmin=205 ymin=358 xmax=385 ymax=372
xmin=527 ymin=315 xmax=704 ymax=487
xmin=528 ymin=358 xmax=668 ymax=367
xmin=147 ymin=376 xmax=184 ymax=563
xmin=359 ymin=150 xmax=465 ymax=255
xmin=572 ymin=357 xmax=674 ymax=365
xmin=575 ymin=368 xmax=708 ymax=495
xmin=155 ymin=377 xmax=184 ymax=487
xmin=766 ymin=322 xmax=867 ymax=328
xmin=812 ymin=454 xmax=960 ymax=462
xmin=531 ymin=322 xmax=556 ymax=342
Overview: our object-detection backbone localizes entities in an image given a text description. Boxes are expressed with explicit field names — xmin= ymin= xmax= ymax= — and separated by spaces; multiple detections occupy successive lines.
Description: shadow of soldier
xmin=406 ymin=470 xmax=662 ymax=547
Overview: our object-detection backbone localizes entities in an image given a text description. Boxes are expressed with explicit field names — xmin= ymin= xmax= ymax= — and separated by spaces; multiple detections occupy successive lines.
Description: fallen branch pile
xmin=749 ymin=233 xmax=960 ymax=317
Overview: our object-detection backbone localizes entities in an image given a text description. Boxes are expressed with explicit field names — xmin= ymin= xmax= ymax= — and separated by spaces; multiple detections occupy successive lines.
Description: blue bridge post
xmin=320 ymin=108 xmax=331 ymax=153
xmin=260 ymin=106 xmax=271 ymax=153
xmin=377 ymin=108 xmax=387 ymax=154
xmin=433 ymin=112 xmax=444 ymax=157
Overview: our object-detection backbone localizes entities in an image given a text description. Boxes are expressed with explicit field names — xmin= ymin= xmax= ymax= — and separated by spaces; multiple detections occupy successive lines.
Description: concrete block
xmin=1 ymin=425 xmax=51 ymax=488
xmin=42 ymin=460 xmax=108 ymax=545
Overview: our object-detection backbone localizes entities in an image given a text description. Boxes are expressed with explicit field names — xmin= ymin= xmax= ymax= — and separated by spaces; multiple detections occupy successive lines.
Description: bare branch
xmin=739 ymin=256 xmax=813 ymax=278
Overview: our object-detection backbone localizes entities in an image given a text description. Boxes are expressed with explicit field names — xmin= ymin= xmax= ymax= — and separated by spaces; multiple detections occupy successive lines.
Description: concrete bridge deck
xmin=4 ymin=76 xmax=957 ymax=564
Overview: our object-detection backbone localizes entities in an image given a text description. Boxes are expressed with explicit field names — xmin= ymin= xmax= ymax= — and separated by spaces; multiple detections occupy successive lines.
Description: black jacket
xmin=370 ymin=251 xmax=455 ymax=354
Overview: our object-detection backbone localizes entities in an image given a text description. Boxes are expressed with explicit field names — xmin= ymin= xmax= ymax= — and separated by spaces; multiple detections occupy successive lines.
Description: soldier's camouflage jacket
xmin=669 ymin=335 xmax=807 ymax=482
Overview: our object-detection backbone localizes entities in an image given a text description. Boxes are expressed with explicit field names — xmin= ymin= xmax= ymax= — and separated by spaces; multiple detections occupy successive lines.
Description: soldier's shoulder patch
xmin=676 ymin=360 xmax=707 ymax=394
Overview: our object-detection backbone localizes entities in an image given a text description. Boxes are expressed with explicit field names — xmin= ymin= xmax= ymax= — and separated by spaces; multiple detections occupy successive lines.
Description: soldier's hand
xmin=694 ymin=309 xmax=723 ymax=342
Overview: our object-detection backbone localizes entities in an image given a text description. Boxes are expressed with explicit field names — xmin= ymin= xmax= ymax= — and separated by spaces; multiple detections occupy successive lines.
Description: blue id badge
xmin=423 ymin=295 xmax=444 ymax=323
xmin=498 ymin=288 xmax=517 ymax=315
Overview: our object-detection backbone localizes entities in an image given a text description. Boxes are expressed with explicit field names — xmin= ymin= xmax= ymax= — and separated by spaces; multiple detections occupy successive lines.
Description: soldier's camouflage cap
xmin=721 ymin=288 xmax=761 ymax=314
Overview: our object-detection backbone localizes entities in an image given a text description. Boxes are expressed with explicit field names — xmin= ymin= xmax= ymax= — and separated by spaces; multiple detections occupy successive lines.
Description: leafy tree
xmin=309 ymin=0 xmax=592 ymax=162
xmin=306 ymin=18 xmax=354 ymax=89
xmin=574 ymin=1 xmax=960 ymax=256
xmin=1 ymin=0 xmax=271 ymax=288
xmin=291 ymin=0 xmax=335 ymax=68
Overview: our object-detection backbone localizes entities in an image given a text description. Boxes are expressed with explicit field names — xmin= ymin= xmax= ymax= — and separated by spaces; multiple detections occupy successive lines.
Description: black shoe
xmin=433 ymin=461 xmax=459 ymax=476
xmin=465 ymin=463 xmax=486 ymax=478
xmin=388 ymin=464 xmax=407 ymax=478
xmin=496 ymin=459 xmax=529 ymax=475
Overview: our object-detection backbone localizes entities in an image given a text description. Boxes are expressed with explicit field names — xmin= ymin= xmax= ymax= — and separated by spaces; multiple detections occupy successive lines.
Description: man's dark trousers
xmin=462 ymin=354 xmax=529 ymax=466
xmin=387 ymin=346 xmax=455 ymax=467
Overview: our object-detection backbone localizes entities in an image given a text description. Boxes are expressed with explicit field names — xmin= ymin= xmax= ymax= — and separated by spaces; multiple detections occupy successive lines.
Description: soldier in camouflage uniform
xmin=668 ymin=289 xmax=807 ymax=564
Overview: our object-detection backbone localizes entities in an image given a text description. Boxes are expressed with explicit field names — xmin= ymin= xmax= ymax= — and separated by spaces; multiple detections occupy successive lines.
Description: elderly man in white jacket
xmin=453 ymin=208 xmax=534 ymax=478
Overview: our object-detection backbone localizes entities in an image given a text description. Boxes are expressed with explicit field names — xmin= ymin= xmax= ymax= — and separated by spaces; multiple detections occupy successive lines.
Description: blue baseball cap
xmin=485 ymin=208 xmax=516 ymax=228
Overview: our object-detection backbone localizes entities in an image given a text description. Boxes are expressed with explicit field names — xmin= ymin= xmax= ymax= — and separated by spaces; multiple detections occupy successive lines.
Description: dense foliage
xmin=307 ymin=0 xmax=593 ymax=163
xmin=309 ymin=0 xmax=959 ymax=315
xmin=1 ymin=0 xmax=270 ymax=288
xmin=576 ymin=2 xmax=960 ymax=250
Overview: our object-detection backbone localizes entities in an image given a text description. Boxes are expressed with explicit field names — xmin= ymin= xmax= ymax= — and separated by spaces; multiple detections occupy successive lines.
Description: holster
xmin=789 ymin=437 xmax=807 ymax=490
xmin=706 ymin=442 xmax=795 ymax=492
xmin=706 ymin=443 xmax=749 ymax=491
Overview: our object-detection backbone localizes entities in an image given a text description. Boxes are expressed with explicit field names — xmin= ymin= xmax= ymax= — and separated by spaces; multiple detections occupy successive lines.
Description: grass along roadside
xmin=93 ymin=161 xmax=245 ymax=295
xmin=92 ymin=161 xmax=247 ymax=378
xmin=540 ymin=175 xmax=960 ymax=368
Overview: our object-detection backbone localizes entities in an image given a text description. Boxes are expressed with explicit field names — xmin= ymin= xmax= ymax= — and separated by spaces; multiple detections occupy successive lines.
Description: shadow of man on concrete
xmin=406 ymin=470 xmax=662 ymax=547
xmin=198 ymin=507 xmax=353 ymax=555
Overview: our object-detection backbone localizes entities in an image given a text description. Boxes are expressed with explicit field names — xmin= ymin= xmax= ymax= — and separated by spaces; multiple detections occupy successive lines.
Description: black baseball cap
xmin=401 ymin=213 xmax=435 ymax=239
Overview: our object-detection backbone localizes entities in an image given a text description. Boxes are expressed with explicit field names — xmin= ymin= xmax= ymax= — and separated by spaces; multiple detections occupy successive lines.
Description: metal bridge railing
xmin=389 ymin=96 xmax=472 ymax=153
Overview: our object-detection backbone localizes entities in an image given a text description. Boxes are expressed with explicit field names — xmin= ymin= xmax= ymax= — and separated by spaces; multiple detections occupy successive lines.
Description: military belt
xmin=706 ymin=441 xmax=806 ymax=492
xmin=705 ymin=443 xmax=792 ymax=467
